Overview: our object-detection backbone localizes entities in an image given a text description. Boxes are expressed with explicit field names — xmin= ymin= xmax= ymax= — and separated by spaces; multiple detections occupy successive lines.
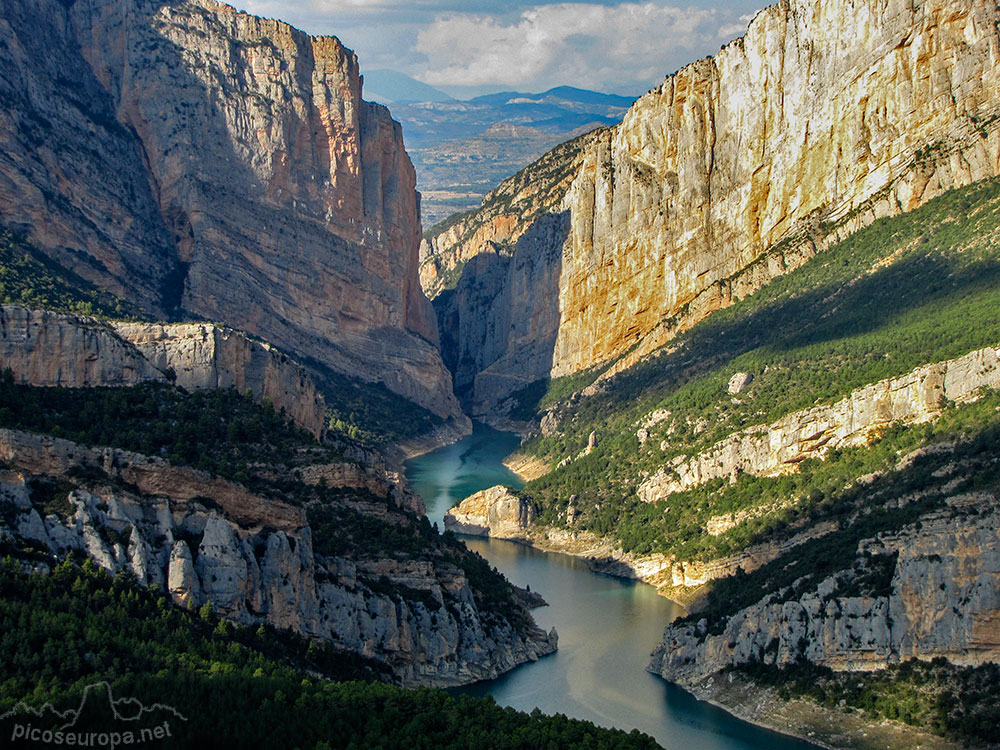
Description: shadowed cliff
xmin=0 ymin=0 xmax=465 ymax=425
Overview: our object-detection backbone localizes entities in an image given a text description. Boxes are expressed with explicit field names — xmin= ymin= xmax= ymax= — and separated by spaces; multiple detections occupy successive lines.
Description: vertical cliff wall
xmin=0 ymin=305 xmax=328 ymax=437
xmin=649 ymin=499 xmax=1000 ymax=686
xmin=431 ymin=0 xmax=1000 ymax=416
xmin=0 ymin=0 xmax=463 ymax=423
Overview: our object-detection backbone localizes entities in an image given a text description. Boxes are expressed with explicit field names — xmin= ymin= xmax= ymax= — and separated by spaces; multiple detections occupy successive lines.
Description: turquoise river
xmin=405 ymin=423 xmax=819 ymax=750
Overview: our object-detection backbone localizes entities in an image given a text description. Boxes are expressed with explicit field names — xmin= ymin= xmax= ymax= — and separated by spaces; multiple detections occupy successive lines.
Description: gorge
xmin=2 ymin=0 xmax=1000 ymax=746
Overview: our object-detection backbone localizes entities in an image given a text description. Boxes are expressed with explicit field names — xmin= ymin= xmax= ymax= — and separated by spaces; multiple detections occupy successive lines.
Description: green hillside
xmin=0 ymin=227 xmax=137 ymax=319
xmin=513 ymin=176 xmax=1000 ymax=560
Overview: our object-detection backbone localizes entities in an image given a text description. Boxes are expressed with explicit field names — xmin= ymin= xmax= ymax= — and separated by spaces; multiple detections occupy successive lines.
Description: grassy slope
xmin=510 ymin=176 xmax=1000 ymax=560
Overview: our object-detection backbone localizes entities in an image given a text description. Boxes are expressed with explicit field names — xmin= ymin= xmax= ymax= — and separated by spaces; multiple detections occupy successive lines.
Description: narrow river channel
xmin=404 ymin=423 xmax=819 ymax=750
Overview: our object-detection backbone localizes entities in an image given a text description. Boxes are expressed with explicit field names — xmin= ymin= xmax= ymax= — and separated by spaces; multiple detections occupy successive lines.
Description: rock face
xmin=0 ymin=430 xmax=557 ymax=687
xmin=0 ymin=0 xmax=462 ymax=423
xmin=727 ymin=373 xmax=753 ymax=395
xmin=638 ymin=345 xmax=1000 ymax=503
xmin=430 ymin=0 xmax=1000 ymax=416
xmin=0 ymin=304 xmax=327 ymax=437
xmin=443 ymin=485 xmax=535 ymax=541
xmin=420 ymin=131 xmax=605 ymax=298
xmin=650 ymin=497 xmax=1000 ymax=686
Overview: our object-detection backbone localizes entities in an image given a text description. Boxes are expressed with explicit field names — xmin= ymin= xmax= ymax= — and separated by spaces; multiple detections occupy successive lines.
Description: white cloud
xmin=415 ymin=3 xmax=730 ymax=92
xmin=232 ymin=0 xmax=764 ymax=96
xmin=716 ymin=12 xmax=758 ymax=40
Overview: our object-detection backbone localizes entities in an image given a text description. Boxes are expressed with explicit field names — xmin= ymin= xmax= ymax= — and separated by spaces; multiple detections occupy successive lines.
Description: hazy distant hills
xmin=362 ymin=71 xmax=635 ymax=227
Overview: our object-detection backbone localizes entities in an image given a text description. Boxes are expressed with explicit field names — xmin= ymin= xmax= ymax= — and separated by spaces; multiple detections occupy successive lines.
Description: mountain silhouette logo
xmin=2 ymin=682 xmax=187 ymax=748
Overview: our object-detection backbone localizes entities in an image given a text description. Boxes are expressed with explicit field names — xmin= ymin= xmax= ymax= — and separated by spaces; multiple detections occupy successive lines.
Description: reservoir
xmin=405 ymin=422 xmax=818 ymax=750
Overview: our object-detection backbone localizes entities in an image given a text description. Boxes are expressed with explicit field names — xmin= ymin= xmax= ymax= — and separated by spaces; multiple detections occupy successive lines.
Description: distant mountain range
xmin=362 ymin=71 xmax=636 ymax=227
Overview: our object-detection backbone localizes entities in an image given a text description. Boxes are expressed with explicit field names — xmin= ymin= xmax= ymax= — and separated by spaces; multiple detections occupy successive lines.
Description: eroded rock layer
xmin=443 ymin=485 xmax=535 ymax=541
xmin=0 ymin=305 xmax=327 ymax=438
xmin=0 ymin=0 xmax=461 ymax=422
xmin=649 ymin=496 xmax=1000 ymax=686
xmin=638 ymin=345 xmax=1000 ymax=503
xmin=430 ymin=0 xmax=1000 ymax=416
xmin=0 ymin=428 xmax=557 ymax=687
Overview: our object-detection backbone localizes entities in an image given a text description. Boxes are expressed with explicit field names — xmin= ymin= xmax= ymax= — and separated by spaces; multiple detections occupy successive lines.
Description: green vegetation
xmin=507 ymin=364 xmax=609 ymax=421
xmin=540 ymin=391 xmax=1000 ymax=562
xmin=516 ymin=176 xmax=1000 ymax=560
xmin=0 ymin=373 xmax=325 ymax=485
xmin=307 ymin=502 xmax=528 ymax=624
xmin=0 ymin=557 xmax=660 ymax=749
xmin=303 ymin=358 xmax=444 ymax=446
xmin=0 ymin=226 xmax=138 ymax=319
xmin=739 ymin=658 xmax=1000 ymax=745
xmin=677 ymin=417 xmax=1000 ymax=632
xmin=0 ymin=374 xmax=528 ymax=625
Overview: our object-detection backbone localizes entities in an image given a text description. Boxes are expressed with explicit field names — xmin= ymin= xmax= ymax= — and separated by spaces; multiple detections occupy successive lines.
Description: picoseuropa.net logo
xmin=2 ymin=682 xmax=187 ymax=748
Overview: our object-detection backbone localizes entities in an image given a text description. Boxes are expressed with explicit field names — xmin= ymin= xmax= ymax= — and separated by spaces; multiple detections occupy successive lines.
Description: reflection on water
xmin=405 ymin=424 xmax=817 ymax=750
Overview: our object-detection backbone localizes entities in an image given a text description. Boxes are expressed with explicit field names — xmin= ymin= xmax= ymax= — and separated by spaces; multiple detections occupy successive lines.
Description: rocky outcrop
xmin=419 ymin=130 xmax=605 ymax=298
xmin=649 ymin=495 xmax=1000 ymax=686
xmin=444 ymin=485 xmax=535 ymax=541
xmin=112 ymin=320 xmax=328 ymax=438
xmin=0 ymin=305 xmax=327 ymax=437
xmin=0 ymin=427 xmax=306 ymax=531
xmin=431 ymin=0 xmax=1000 ymax=416
xmin=638 ymin=345 xmax=1000 ymax=503
xmin=0 ymin=431 xmax=557 ymax=687
xmin=0 ymin=305 xmax=165 ymax=387
xmin=0 ymin=0 xmax=462 ymax=423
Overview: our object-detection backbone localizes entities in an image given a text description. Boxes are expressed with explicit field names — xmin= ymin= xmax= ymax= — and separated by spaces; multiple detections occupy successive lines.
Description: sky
xmin=232 ymin=1 xmax=766 ymax=98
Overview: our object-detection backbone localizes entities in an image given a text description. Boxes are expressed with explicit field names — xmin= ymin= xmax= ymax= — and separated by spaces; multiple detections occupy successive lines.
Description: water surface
xmin=405 ymin=423 xmax=817 ymax=750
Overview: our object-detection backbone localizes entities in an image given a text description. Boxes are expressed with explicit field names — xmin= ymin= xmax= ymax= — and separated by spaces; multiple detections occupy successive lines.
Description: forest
xmin=0 ymin=558 xmax=660 ymax=749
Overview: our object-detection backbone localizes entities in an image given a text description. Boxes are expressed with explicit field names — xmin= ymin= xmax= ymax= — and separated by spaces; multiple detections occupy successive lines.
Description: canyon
xmin=2 ymin=0 xmax=1000 ymax=743
xmin=426 ymin=0 xmax=1000 ymax=418
xmin=0 ymin=0 xmax=463 ymax=425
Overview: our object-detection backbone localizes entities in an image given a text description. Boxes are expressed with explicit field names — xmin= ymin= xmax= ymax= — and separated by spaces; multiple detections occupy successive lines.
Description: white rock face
xmin=638 ymin=345 xmax=1000 ymax=503
xmin=444 ymin=485 xmax=536 ymax=541
xmin=727 ymin=373 xmax=754 ymax=395
xmin=168 ymin=541 xmax=202 ymax=609
xmin=0 ymin=305 xmax=327 ymax=437
xmin=650 ymin=502 xmax=1000 ymax=686
xmin=0 ymin=433 xmax=556 ymax=687
xmin=195 ymin=514 xmax=250 ymax=616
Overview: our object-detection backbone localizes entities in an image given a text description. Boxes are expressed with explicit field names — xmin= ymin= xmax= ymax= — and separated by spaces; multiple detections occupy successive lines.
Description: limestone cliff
xmin=0 ymin=0 xmax=462 ymax=423
xmin=0 ymin=428 xmax=557 ymax=687
xmin=0 ymin=304 xmax=327 ymax=437
xmin=419 ymin=131 xmax=605 ymax=297
xmin=638 ymin=345 xmax=1000 ymax=503
xmin=649 ymin=495 xmax=1000 ymax=686
xmin=443 ymin=485 xmax=535 ymax=541
xmin=430 ymin=0 xmax=1000 ymax=416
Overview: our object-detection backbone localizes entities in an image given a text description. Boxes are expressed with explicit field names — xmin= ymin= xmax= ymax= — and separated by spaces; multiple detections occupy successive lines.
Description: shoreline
xmin=674 ymin=671 xmax=961 ymax=750
xmin=419 ymin=430 xmax=971 ymax=749
xmin=385 ymin=416 xmax=473 ymax=467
